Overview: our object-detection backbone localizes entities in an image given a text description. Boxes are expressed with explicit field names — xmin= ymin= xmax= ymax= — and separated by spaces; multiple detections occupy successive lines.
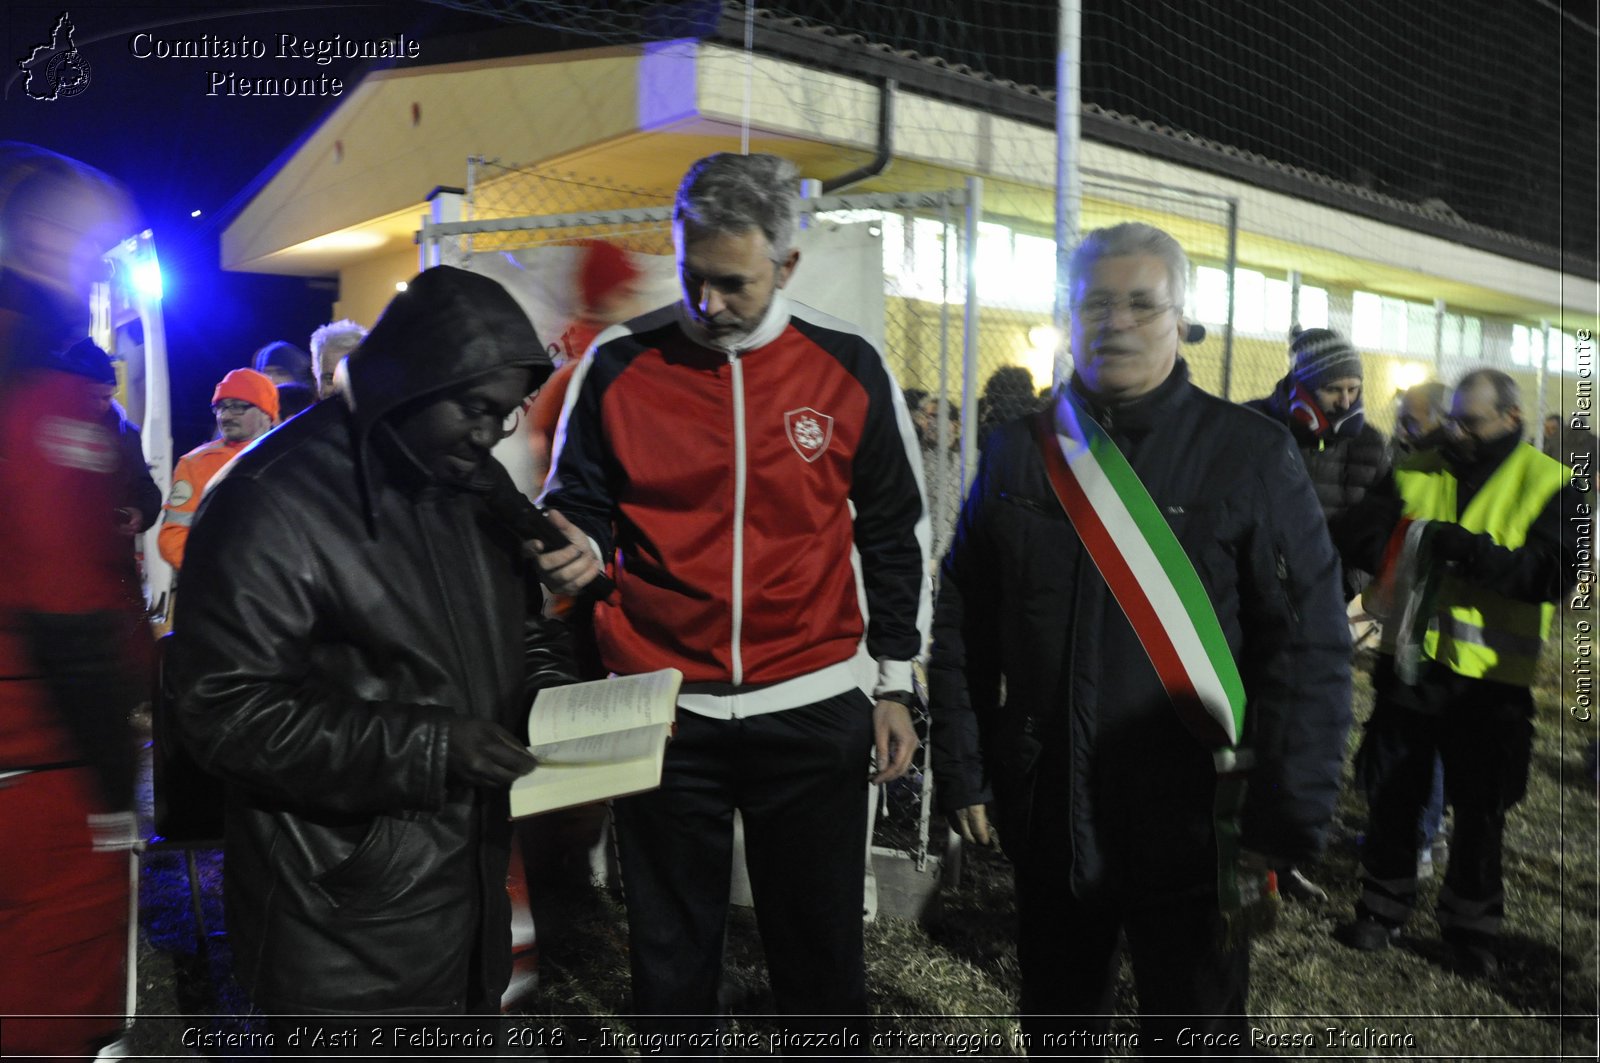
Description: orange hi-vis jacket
xmin=158 ymin=438 xmax=247 ymax=570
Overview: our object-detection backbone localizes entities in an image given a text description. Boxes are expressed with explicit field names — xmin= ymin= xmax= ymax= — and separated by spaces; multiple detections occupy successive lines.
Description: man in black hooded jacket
xmin=172 ymin=266 xmax=575 ymax=1044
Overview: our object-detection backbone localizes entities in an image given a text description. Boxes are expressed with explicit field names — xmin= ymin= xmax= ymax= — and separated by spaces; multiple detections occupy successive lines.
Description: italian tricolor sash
xmin=1032 ymin=397 xmax=1265 ymax=926
xmin=1032 ymin=399 xmax=1247 ymax=762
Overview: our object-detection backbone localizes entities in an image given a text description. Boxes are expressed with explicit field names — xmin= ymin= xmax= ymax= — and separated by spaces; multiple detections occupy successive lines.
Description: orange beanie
xmin=213 ymin=368 xmax=280 ymax=422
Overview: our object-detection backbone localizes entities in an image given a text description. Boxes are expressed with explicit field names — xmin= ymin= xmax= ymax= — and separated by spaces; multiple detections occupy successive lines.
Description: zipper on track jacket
xmin=729 ymin=351 xmax=747 ymax=688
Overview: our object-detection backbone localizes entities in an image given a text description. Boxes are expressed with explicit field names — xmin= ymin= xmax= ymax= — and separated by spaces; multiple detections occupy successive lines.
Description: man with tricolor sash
xmin=929 ymin=222 xmax=1352 ymax=1054
xmin=1330 ymin=369 xmax=1580 ymax=980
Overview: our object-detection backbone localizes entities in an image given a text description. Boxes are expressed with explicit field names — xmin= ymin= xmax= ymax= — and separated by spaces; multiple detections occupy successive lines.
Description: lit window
xmin=1381 ymin=297 xmax=1409 ymax=353
xmin=1263 ymin=277 xmax=1291 ymax=335
xmin=1298 ymin=286 xmax=1329 ymax=330
xmin=1012 ymin=234 xmax=1057 ymax=313
xmin=1510 ymin=324 xmax=1532 ymax=367
xmin=1192 ymin=266 xmax=1231 ymax=324
xmin=1406 ymin=302 xmax=1435 ymax=359
xmin=1229 ymin=268 xmax=1263 ymax=334
xmin=1462 ymin=317 xmax=1481 ymax=360
xmin=1549 ymin=329 xmax=1578 ymax=375
xmin=1352 ymin=291 xmax=1382 ymax=348
xmin=977 ymin=222 xmax=1012 ymax=290
xmin=910 ymin=218 xmax=953 ymax=303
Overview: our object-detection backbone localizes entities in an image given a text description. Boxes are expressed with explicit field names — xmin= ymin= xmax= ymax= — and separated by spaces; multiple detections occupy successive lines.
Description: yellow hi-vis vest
xmin=1393 ymin=443 xmax=1568 ymax=685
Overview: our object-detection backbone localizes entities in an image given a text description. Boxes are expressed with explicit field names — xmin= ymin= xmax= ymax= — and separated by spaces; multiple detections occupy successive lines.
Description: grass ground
xmin=127 ymin=629 xmax=1597 ymax=1059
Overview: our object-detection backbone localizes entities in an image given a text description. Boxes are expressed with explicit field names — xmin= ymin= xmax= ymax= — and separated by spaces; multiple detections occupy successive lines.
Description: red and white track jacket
xmin=543 ymin=293 xmax=930 ymax=718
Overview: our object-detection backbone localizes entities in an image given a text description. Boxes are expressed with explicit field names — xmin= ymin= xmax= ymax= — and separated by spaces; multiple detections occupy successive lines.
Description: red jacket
xmin=544 ymin=295 xmax=929 ymax=717
xmin=0 ymin=369 xmax=141 ymax=775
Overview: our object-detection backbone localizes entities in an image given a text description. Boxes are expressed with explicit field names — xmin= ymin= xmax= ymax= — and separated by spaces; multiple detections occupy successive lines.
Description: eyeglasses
xmin=1072 ymin=297 xmax=1176 ymax=326
xmin=453 ymin=400 xmax=523 ymax=441
xmin=212 ymin=400 xmax=257 ymax=415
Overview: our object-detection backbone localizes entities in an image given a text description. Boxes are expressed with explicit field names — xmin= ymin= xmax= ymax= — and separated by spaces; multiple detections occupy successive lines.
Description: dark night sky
xmin=4 ymin=1 xmax=1595 ymax=452
xmin=2 ymin=2 xmax=530 ymax=451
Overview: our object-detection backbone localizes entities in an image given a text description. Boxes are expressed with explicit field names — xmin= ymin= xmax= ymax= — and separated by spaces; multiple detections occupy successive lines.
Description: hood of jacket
xmin=341 ymin=265 xmax=552 ymax=525
xmin=345 ymin=265 xmax=551 ymax=432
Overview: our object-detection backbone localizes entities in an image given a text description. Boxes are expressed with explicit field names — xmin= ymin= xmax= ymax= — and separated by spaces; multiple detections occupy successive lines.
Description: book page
xmin=511 ymin=751 xmax=663 ymax=817
xmin=527 ymin=668 xmax=683 ymax=745
xmin=530 ymin=723 xmax=661 ymax=766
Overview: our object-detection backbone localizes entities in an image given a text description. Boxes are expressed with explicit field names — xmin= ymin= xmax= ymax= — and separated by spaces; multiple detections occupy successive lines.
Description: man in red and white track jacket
xmin=538 ymin=152 xmax=929 ymax=1050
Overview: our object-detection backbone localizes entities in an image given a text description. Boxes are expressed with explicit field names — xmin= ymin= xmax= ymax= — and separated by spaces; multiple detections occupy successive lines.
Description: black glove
xmin=1428 ymin=521 xmax=1479 ymax=564
xmin=446 ymin=716 xmax=539 ymax=788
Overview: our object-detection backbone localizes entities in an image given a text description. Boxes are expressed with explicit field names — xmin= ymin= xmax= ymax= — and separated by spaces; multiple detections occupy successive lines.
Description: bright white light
xmin=395 ymin=281 xmax=408 ymax=292
xmin=190 ymin=209 xmax=202 ymax=218
xmin=1027 ymin=325 xmax=1061 ymax=350
xmin=132 ymin=260 xmax=163 ymax=301
xmin=1392 ymin=362 xmax=1428 ymax=391
xmin=1021 ymin=347 xmax=1055 ymax=391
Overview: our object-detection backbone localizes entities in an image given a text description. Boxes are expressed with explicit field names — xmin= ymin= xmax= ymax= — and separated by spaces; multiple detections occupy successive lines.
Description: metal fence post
xmin=420 ymin=186 xmax=465 ymax=270
xmin=961 ymin=177 xmax=983 ymax=491
xmin=1221 ymin=197 xmax=1239 ymax=399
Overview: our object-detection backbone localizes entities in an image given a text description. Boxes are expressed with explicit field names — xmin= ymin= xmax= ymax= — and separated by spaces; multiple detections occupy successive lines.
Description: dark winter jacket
xmin=1244 ymin=378 xmax=1389 ymax=523
xmin=929 ymin=362 xmax=1351 ymax=903
xmin=171 ymin=267 xmax=573 ymax=1013
xmin=109 ymin=401 xmax=161 ymax=532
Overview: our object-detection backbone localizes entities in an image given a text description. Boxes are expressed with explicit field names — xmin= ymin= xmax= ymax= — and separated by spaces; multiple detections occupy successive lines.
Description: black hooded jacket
xmin=171 ymin=267 xmax=572 ymax=1012
xmin=929 ymin=362 xmax=1352 ymax=902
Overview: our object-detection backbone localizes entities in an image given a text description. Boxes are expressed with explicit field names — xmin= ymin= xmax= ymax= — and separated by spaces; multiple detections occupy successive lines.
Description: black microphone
xmin=481 ymin=463 xmax=615 ymax=599
xmin=1185 ymin=322 xmax=1207 ymax=344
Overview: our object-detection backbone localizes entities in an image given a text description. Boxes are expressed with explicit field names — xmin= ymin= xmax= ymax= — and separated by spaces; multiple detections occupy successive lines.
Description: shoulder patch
xmin=37 ymin=416 xmax=117 ymax=474
xmin=167 ymin=479 xmax=195 ymax=507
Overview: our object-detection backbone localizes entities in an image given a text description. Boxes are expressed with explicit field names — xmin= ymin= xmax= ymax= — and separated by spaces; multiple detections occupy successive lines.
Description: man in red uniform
xmin=0 ymin=142 xmax=144 ymax=1060
xmin=158 ymin=367 xmax=278 ymax=572
xmin=0 ymin=335 xmax=147 ymax=1059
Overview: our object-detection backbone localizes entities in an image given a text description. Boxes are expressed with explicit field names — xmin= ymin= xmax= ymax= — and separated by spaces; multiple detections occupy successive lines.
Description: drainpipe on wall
xmin=821 ymin=79 xmax=897 ymax=193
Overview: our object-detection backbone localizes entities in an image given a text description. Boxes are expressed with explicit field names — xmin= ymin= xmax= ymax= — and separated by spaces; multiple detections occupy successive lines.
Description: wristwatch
xmin=875 ymin=690 xmax=916 ymax=707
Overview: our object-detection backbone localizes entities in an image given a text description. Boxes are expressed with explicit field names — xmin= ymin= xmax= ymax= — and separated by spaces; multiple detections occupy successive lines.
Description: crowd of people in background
xmin=1 ymin=137 xmax=1589 ymax=1059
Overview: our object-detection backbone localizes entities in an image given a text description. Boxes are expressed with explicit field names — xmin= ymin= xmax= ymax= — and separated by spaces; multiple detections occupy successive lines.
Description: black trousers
xmin=612 ymin=690 xmax=875 ymax=1055
xmin=1014 ymin=848 xmax=1250 ymax=1060
xmin=1356 ymin=661 xmax=1534 ymax=947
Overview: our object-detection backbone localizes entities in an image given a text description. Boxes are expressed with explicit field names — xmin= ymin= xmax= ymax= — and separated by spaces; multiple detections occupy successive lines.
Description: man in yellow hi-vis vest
xmin=1330 ymin=369 xmax=1580 ymax=980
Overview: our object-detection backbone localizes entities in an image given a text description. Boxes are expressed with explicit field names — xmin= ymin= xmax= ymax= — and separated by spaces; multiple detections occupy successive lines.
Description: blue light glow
xmin=133 ymin=260 xmax=164 ymax=301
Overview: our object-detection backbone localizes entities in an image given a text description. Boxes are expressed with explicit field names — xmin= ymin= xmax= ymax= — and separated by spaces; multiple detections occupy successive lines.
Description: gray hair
xmin=673 ymin=153 xmax=801 ymax=259
xmin=310 ymin=319 xmax=367 ymax=379
xmin=1068 ymin=222 xmax=1190 ymax=312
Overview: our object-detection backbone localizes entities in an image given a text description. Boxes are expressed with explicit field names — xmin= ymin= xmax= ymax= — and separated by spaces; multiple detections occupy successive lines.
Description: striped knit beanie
xmin=1290 ymin=328 xmax=1362 ymax=390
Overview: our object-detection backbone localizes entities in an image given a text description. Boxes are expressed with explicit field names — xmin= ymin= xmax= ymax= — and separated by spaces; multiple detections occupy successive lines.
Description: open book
xmin=509 ymin=668 xmax=683 ymax=819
